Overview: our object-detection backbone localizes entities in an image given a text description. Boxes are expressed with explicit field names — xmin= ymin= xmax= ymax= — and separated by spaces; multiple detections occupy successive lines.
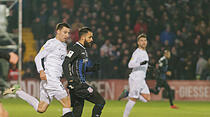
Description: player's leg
xmin=139 ymin=81 xmax=151 ymax=102
xmin=123 ymin=97 xmax=137 ymax=117
xmin=150 ymin=79 xmax=162 ymax=95
xmin=3 ymin=84 xmax=41 ymax=112
xmin=37 ymin=80 xmax=53 ymax=113
xmin=85 ymin=87 xmax=105 ymax=117
xmin=163 ymin=81 xmax=178 ymax=109
xmin=37 ymin=101 xmax=49 ymax=113
xmin=123 ymin=78 xmax=138 ymax=117
xmin=58 ymin=95 xmax=74 ymax=117
xmin=70 ymin=93 xmax=85 ymax=117
xmin=118 ymin=89 xmax=129 ymax=100
xmin=53 ymin=83 xmax=74 ymax=117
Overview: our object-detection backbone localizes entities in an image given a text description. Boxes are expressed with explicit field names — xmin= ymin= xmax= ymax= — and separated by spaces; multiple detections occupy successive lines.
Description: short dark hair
xmin=137 ymin=33 xmax=147 ymax=41
xmin=56 ymin=22 xmax=70 ymax=31
xmin=79 ymin=27 xmax=92 ymax=38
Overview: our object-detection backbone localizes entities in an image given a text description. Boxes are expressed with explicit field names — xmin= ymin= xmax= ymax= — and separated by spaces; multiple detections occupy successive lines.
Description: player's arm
xmin=158 ymin=57 xmax=167 ymax=72
xmin=128 ymin=51 xmax=139 ymax=68
xmin=128 ymin=52 xmax=148 ymax=68
xmin=62 ymin=48 xmax=79 ymax=82
xmin=34 ymin=41 xmax=54 ymax=80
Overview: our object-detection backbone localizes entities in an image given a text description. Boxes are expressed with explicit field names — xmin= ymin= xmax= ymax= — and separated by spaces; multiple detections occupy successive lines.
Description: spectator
xmin=196 ymin=53 xmax=208 ymax=80
xmin=100 ymin=40 xmax=112 ymax=58
xmin=8 ymin=64 xmax=18 ymax=81
xmin=24 ymin=0 xmax=210 ymax=79
xmin=201 ymin=58 xmax=210 ymax=80
xmin=160 ymin=25 xmax=176 ymax=46
xmin=134 ymin=18 xmax=148 ymax=35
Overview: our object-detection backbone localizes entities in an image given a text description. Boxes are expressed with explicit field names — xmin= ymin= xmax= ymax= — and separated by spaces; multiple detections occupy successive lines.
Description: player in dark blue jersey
xmin=150 ymin=50 xmax=178 ymax=109
xmin=62 ymin=27 xmax=105 ymax=117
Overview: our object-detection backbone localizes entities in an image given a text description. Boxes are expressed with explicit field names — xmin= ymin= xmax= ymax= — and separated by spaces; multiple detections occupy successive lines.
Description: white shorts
xmin=128 ymin=73 xmax=150 ymax=98
xmin=40 ymin=75 xmax=67 ymax=104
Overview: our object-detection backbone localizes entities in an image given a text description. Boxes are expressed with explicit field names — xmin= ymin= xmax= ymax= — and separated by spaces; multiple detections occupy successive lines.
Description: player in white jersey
xmin=123 ymin=33 xmax=151 ymax=117
xmin=3 ymin=23 xmax=74 ymax=117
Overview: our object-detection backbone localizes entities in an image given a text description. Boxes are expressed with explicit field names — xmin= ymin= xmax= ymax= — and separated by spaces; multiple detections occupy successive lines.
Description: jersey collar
xmin=76 ymin=42 xmax=86 ymax=49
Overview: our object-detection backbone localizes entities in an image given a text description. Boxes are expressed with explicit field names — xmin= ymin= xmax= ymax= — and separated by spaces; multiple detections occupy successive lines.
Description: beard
xmin=140 ymin=44 xmax=147 ymax=50
xmin=84 ymin=40 xmax=93 ymax=48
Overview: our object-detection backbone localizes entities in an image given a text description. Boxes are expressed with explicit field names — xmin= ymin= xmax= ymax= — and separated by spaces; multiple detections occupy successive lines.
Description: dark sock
xmin=62 ymin=112 xmax=74 ymax=117
xmin=92 ymin=103 xmax=105 ymax=117
xmin=168 ymin=91 xmax=174 ymax=106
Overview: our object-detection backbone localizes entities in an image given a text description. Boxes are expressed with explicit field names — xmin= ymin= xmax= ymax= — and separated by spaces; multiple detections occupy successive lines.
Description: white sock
xmin=16 ymin=90 xmax=39 ymax=111
xmin=123 ymin=99 xmax=136 ymax=117
xmin=139 ymin=95 xmax=148 ymax=102
xmin=63 ymin=108 xmax=72 ymax=115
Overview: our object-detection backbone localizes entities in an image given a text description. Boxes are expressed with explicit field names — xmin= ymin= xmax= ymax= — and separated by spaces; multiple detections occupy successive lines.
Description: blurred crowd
xmin=5 ymin=0 xmax=210 ymax=81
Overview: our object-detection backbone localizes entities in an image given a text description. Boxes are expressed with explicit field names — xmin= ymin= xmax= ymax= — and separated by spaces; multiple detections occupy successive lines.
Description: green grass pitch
xmin=1 ymin=98 xmax=210 ymax=117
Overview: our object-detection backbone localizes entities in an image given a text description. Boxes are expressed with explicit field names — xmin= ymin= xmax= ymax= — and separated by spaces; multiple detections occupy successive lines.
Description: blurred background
xmin=0 ymin=0 xmax=210 ymax=101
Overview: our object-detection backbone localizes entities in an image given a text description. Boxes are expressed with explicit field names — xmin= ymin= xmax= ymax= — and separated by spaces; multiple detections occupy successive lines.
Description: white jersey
xmin=128 ymin=48 xmax=149 ymax=79
xmin=35 ymin=38 xmax=67 ymax=80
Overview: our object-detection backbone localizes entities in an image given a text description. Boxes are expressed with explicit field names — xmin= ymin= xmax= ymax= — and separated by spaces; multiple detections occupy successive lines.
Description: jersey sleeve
xmin=62 ymin=47 xmax=79 ymax=81
xmin=34 ymin=40 xmax=54 ymax=73
xmin=128 ymin=51 xmax=140 ymax=68
xmin=158 ymin=57 xmax=165 ymax=67
xmin=158 ymin=57 xmax=167 ymax=72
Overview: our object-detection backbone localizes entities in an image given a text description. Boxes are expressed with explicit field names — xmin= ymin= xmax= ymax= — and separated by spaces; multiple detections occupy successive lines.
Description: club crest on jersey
xmin=87 ymin=87 xmax=93 ymax=93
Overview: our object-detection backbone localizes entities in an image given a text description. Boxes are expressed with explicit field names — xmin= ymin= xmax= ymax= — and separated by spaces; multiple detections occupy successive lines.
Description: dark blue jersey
xmin=158 ymin=56 xmax=168 ymax=80
xmin=62 ymin=42 xmax=95 ymax=83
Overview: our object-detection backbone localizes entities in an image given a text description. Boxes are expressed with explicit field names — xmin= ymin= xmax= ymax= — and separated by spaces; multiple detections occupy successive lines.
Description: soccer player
xmin=150 ymin=50 xmax=178 ymax=109
xmin=123 ymin=34 xmax=150 ymax=117
xmin=62 ymin=27 xmax=105 ymax=117
xmin=3 ymin=23 xmax=74 ymax=117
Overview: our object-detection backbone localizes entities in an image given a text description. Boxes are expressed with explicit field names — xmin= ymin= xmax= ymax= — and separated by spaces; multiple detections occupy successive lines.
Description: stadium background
xmin=0 ymin=0 xmax=210 ymax=117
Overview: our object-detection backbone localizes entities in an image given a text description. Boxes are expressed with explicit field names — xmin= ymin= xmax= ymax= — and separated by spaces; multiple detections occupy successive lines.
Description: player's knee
xmin=62 ymin=100 xmax=71 ymax=108
xmin=96 ymin=99 xmax=105 ymax=109
xmin=63 ymin=103 xmax=70 ymax=108
xmin=37 ymin=107 xmax=47 ymax=113
xmin=37 ymin=102 xmax=48 ymax=113
xmin=100 ymin=98 xmax=105 ymax=105
xmin=145 ymin=96 xmax=151 ymax=102
xmin=129 ymin=98 xmax=137 ymax=102
xmin=142 ymin=94 xmax=151 ymax=102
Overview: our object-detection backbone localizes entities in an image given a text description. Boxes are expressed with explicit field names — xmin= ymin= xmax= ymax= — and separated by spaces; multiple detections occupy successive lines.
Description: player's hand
xmin=9 ymin=52 xmax=18 ymax=64
xmin=92 ymin=63 xmax=100 ymax=71
xmin=140 ymin=61 xmax=148 ymax=65
xmin=40 ymin=70 xmax=47 ymax=80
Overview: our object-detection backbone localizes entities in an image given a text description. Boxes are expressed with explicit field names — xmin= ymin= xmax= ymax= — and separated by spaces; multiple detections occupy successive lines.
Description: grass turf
xmin=1 ymin=98 xmax=210 ymax=117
